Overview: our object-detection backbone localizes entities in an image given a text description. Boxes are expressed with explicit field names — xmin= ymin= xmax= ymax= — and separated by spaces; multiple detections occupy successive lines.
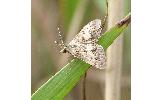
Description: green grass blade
xmin=98 ymin=12 xmax=131 ymax=49
xmin=31 ymin=13 xmax=131 ymax=100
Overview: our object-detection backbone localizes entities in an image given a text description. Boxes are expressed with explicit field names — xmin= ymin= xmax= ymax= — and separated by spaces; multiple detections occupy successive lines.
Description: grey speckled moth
xmin=55 ymin=1 xmax=108 ymax=69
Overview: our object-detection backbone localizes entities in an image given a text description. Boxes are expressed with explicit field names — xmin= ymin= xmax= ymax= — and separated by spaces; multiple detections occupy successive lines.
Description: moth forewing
xmin=81 ymin=44 xmax=106 ymax=69
xmin=78 ymin=19 xmax=102 ymax=42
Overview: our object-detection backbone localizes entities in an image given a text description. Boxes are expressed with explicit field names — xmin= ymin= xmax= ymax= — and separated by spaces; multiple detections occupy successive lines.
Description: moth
xmin=55 ymin=1 xmax=108 ymax=69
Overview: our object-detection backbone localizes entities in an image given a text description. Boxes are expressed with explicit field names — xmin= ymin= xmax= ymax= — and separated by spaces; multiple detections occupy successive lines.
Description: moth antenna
xmin=54 ymin=27 xmax=65 ymax=52
xmin=57 ymin=27 xmax=65 ymax=49
xmin=101 ymin=0 xmax=108 ymax=28
xmin=54 ymin=40 xmax=61 ymax=50
xmin=54 ymin=40 xmax=58 ymax=45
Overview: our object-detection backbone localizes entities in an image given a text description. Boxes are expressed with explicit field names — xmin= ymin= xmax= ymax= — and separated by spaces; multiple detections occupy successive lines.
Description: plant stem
xmin=83 ymin=72 xmax=87 ymax=100
xmin=105 ymin=0 xmax=124 ymax=100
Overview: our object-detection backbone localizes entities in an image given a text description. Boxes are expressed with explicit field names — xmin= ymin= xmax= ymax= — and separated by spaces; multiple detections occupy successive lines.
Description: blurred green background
xmin=31 ymin=0 xmax=131 ymax=100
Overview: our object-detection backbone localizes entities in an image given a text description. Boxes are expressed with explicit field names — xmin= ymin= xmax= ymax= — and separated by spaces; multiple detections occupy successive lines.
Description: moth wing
xmin=80 ymin=19 xmax=102 ymax=42
xmin=65 ymin=19 xmax=106 ymax=69
xmin=68 ymin=19 xmax=102 ymax=45
xmin=66 ymin=19 xmax=103 ymax=56
xmin=80 ymin=44 xmax=106 ymax=69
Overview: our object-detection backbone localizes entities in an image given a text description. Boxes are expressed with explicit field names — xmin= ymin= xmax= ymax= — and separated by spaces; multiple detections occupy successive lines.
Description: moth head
xmin=60 ymin=46 xmax=68 ymax=53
